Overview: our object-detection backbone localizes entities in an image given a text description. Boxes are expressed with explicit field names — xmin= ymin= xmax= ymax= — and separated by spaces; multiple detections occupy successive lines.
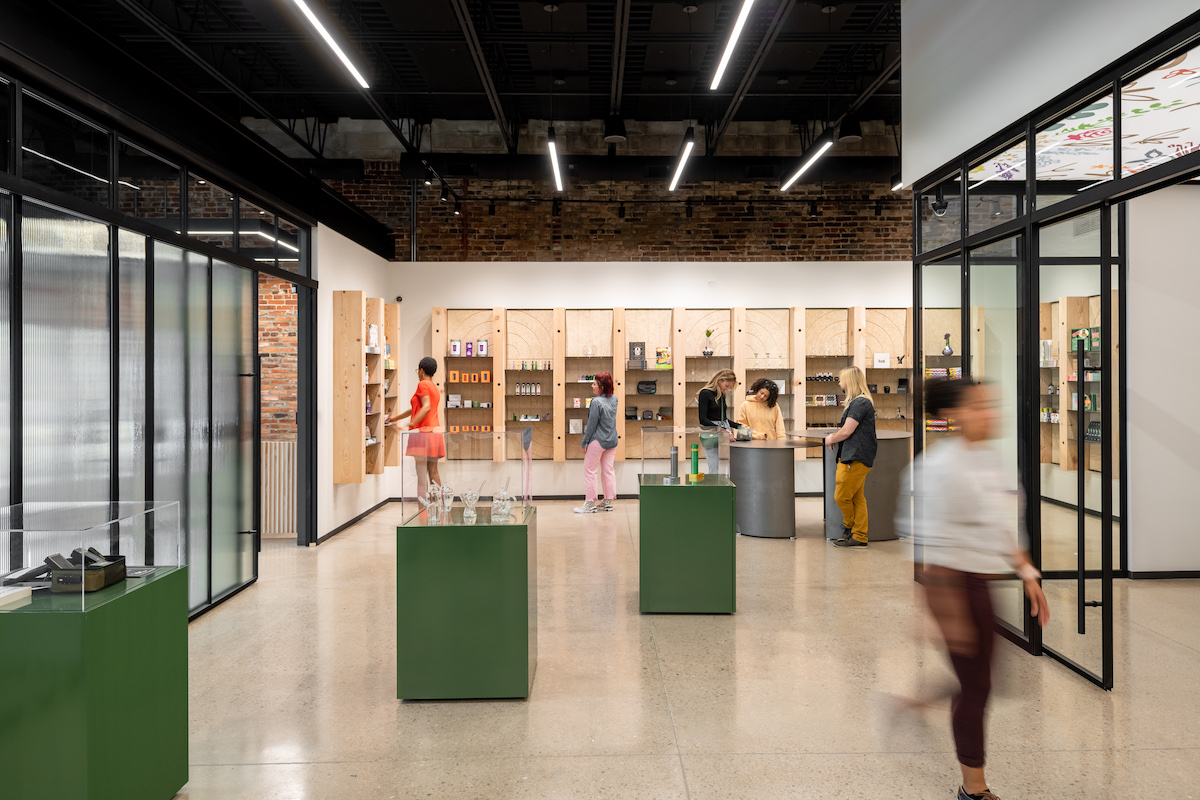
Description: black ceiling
xmin=56 ymin=0 xmax=899 ymax=155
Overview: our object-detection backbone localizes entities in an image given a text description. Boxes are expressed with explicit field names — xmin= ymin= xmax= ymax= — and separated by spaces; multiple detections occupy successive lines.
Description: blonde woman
xmin=697 ymin=368 xmax=737 ymax=473
xmin=735 ymin=378 xmax=787 ymax=440
xmin=824 ymin=366 xmax=877 ymax=547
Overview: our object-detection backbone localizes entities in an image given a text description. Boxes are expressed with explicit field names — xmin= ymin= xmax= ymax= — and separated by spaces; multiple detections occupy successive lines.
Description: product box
xmin=450 ymin=339 xmax=461 ymax=357
xmin=449 ymin=425 xmax=460 ymax=433
xmin=481 ymin=370 xmax=491 ymax=383
xmin=470 ymin=372 xmax=479 ymax=383
xmin=573 ymin=398 xmax=581 ymax=408
xmin=465 ymin=341 xmax=473 ymax=357
xmin=448 ymin=370 xmax=459 ymax=383
xmin=655 ymin=346 xmax=672 ymax=369
xmin=477 ymin=338 xmax=489 ymax=356
xmin=569 ymin=419 xmax=583 ymax=434
xmin=447 ymin=394 xmax=462 ymax=408
xmin=481 ymin=425 xmax=491 ymax=433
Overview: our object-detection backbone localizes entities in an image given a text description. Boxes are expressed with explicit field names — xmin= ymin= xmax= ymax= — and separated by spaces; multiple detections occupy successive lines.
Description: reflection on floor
xmin=182 ymin=499 xmax=1200 ymax=799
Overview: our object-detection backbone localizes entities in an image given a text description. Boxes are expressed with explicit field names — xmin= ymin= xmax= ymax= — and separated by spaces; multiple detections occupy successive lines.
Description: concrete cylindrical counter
xmin=728 ymin=440 xmax=806 ymax=539
xmin=792 ymin=429 xmax=913 ymax=541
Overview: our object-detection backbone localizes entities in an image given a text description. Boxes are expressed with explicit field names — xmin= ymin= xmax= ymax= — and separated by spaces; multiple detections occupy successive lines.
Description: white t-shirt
xmin=898 ymin=437 xmax=1023 ymax=575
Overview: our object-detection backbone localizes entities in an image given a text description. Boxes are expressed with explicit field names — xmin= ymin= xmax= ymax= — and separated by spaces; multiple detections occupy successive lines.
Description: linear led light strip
xmin=23 ymin=146 xmax=140 ymax=191
xmin=177 ymin=229 xmax=301 ymax=252
xmin=780 ymin=140 xmax=833 ymax=191
xmin=547 ymin=127 xmax=564 ymax=192
xmin=710 ymin=0 xmax=756 ymax=91
xmin=669 ymin=128 xmax=696 ymax=191
xmin=287 ymin=0 xmax=370 ymax=88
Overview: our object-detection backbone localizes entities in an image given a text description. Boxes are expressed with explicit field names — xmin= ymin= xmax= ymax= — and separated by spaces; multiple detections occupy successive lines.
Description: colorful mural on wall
xmin=966 ymin=46 xmax=1200 ymax=187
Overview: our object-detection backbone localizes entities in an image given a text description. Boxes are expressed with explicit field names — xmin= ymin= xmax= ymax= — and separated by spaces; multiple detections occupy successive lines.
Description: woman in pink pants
xmin=575 ymin=372 xmax=618 ymax=513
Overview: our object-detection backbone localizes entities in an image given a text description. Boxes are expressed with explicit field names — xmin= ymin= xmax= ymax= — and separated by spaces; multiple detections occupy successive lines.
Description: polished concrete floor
xmin=183 ymin=499 xmax=1200 ymax=799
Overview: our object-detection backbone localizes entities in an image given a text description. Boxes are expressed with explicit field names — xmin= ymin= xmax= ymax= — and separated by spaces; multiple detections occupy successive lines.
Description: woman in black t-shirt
xmin=697 ymin=368 xmax=737 ymax=474
xmin=824 ymin=366 xmax=877 ymax=547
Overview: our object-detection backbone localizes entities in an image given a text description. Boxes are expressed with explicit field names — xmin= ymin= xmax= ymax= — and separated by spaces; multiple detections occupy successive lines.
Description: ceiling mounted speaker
xmin=838 ymin=117 xmax=862 ymax=143
xmin=604 ymin=115 xmax=628 ymax=143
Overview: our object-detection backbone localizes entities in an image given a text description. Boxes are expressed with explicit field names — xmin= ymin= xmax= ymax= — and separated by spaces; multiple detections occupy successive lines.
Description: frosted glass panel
xmin=119 ymin=231 xmax=146 ymax=504
xmin=211 ymin=260 xmax=254 ymax=598
xmin=188 ymin=251 xmax=210 ymax=610
xmin=0 ymin=194 xmax=9 ymax=508
xmin=21 ymin=201 xmax=110 ymax=504
xmin=154 ymin=243 xmax=194 ymax=601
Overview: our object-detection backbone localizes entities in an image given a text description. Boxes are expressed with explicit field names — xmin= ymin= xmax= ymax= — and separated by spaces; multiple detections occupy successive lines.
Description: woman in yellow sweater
xmin=735 ymin=378 xmax=787 ymax=440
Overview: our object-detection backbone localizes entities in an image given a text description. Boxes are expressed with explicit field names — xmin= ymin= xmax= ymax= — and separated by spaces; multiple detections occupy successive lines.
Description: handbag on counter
xmin=636 ymin=380 xmax=657 ymax=394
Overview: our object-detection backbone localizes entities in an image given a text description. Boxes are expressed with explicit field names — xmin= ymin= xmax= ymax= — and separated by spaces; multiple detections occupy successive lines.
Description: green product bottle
xmin=691 ymin=443 xmax=699 ymax=475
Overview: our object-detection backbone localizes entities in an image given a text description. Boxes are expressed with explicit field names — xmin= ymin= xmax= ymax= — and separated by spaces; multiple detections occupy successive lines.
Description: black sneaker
xmin=957 ymin=787 xmax=999 ymax=800
xmin=834 ymin=527 xmax=853 ymax=543
xmin=834 ymin=536 xmax=867 ymax=548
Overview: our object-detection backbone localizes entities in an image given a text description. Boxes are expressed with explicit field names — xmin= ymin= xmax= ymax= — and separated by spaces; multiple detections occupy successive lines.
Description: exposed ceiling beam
xmin=125 ymin=30 xmax=899 ymax=46
xmin=609 ymin=0 xmax=632 ymax=114
xmin=831 ymin=53 xmax=901 ymax=128
xmin=448 ymin=0 xmax=515 ymax=153
xmin=709 ymin=0 xmax=796 ymax=153
xmin=110 ymin=0 xmax=325 ymax=159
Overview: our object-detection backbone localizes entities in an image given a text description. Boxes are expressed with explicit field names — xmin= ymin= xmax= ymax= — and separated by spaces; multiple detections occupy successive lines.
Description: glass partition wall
xmin=0 ymin=76 xmax=311 ymax=616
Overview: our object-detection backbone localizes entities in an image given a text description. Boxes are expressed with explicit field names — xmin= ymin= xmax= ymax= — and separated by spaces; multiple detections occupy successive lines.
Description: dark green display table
xmin=0 ymin=566 xmax=189 ymax=800
xmin=397 ymin=506 xmax=537 ymax=699
xmin=639 ymin=474 xmax=736 ymax=613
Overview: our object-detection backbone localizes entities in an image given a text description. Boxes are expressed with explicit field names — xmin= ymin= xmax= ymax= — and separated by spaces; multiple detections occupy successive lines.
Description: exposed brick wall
xmin=259 ymin=276 xmax=298 ymax=441
xmin=325 ymin=160 xmax=913 ymax=262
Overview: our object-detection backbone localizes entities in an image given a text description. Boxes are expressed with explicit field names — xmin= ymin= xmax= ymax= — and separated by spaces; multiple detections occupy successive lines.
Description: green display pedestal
xmin=397 ymin=506 xmax=537 ymax=699
xmin=0 ymin=567 xmax=189 ymax=800
xmin=639 ymin=474 xmax=736 ymax=613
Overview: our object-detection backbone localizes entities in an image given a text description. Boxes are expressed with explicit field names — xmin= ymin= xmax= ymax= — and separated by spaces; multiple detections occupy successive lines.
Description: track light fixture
xmin=686 ymin=201 xmax=693 ymax=219
xmin=891 ymin=172 xmax=904 ymax=192
xmin=603 ymin=114 xmax=628 ymax=144
xmin=440 ymin=186 xmax=449 ymax=202
xmin=874 ymin=199 xmax=883 ymax=216
xmin=286 ymin=0 xmax=370 ymax=88
xmin=746 ymin=201 xmax=755 ymax=217
xmin=838 ymin=117 xmax=862 ymax=143
xmin=552 ymin=197 xmax=562 ymax=217
xmin=669 ymin=126 xmax=696 ymax=191
xmin=488 ymin=200 xmax=496 ymax=216
xmin=618 ymin=202 xmax=626 ymax=219
xmin=808 ymin=200 xmax=819 ymax=217
xmin=424 ymin=167 xmax=434 ymax=186
xmin=780 ymin=135 xmax=834 ymax=191
xmin=711 ymin=0 xmax=756 ymax=90
xmin=546 ymin=126 xmax=564 ymax=192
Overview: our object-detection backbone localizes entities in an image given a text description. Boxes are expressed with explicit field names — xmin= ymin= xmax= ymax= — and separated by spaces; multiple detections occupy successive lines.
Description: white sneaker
xmin=574 ymin=501 xmax=598 ymax=514
xmin=603 ymin=500 xmax=614 ymax=512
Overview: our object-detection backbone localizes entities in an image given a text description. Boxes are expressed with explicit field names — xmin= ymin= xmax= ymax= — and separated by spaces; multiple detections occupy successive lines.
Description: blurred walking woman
xmin=386 ymin=356 xmax=444 ymax=497
xmin=824 ymin=366 xmax=876 ymax=548
xmin=908 ymin=379 xmax=1049 ymax=800
xmin=697 ymin=368 xmax=737 ymax=474
xmin=575 ymin=372 xmax=618 ymax=514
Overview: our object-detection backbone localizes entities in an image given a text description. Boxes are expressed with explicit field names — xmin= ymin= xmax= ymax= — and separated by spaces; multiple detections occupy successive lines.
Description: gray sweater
xmin=581 ymin=394 xmax=619 ymax=450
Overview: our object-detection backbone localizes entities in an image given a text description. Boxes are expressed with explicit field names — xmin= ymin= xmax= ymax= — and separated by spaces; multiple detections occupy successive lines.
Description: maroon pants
xmin=947 ymin=573 xmax=995 ymax=769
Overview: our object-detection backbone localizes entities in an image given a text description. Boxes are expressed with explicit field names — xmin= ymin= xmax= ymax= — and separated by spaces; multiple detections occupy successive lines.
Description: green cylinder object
xmin=691 ymin=443 xmax=699 ymax=474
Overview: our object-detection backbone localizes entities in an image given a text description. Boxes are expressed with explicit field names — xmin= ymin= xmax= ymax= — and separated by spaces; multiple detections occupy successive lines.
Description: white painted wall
xmin=314 ymin=256 xmax=912 ymax=535
xmin=315 ymin=224 xmax=403 ymax=538
xmin=902 ymin=0 xmax=1198 ymax=184
xmin=1127 ymin=187 xmax=1200 ymax=572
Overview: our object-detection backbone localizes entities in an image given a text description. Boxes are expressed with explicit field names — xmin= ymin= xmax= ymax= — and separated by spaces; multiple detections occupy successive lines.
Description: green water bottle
xmin=691 ymin=443 xmax=699 ymax=475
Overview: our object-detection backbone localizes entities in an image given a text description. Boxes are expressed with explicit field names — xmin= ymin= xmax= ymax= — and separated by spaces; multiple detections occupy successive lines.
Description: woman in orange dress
xmin=386 ymin=356 xmax=444 ymax=496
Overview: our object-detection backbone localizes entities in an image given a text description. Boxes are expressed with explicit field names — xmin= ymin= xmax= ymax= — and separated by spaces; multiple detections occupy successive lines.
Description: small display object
xmin=569 ymin=419 xmax=584 ymax=434
xmin=449 ymin=425 xmax=460 ymax=433
xmin=448 ymin=394 xmax=462 ymax=408
xmin=655 ymin=346 xmax=672 ymax=369
xmin=470 ymin=372 xmax=479 ymax=383
xmin=367 ymin=324 xmax=380 ymax=351
xmin=625 ymin=406 xmax=638 ymax=419
xmin=1039 ymin=339 xmax=1055 ymax=367
xmin=630 ymin=341 xmax=646 ymax=362
xmin=465 ymin=341 xmax=473 ymax=357
xmin=481 ymin=425 xmax=491 ymax=433
xmin=642 ymin=410 xmax=654 ymax=420
xmin=481 ymin=370 xmax=491 ymax=383
xmin=703 ymin=328 xmax=715 ymax=357
xmin=897 ymin=378 xmax=908 ymax=394
xmin=585 ymin=397 xmax=592 ymax=408
xmin=477 ymin=338 xmax=489 ymax=356
xmin=481 ymin=402 xmax=491 ymax=409
xmin=873 ymin=352 xmax=890 ymax=368
xmin=450 ymin=339 xmax=462 ymax=357
xmin=449 ymin=370 xmax=460 ymax=382
xmin=573 ymin=397 xmax=581 ymax=408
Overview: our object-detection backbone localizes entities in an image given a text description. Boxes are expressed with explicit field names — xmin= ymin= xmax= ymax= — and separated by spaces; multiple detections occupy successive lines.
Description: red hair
xmin=595 ymin=372 xmax=615 ymax=396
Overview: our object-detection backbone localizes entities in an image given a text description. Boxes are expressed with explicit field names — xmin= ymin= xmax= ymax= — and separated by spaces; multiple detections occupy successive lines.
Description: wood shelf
xmin=334 ymin=292 xmax=401 ymax=483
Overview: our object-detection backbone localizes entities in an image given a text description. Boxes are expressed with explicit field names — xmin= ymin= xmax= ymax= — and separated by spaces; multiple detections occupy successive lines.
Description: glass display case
xmin=398 ymin=429 xmax=533 ymax=521
xmin=0 ymin=501 xmax=183 ymax=612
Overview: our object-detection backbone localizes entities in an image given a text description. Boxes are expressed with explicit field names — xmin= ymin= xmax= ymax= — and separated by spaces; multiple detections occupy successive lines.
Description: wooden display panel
xmin=384 ymin=302 xmax=401 ymax=467
xmin=333 ymin=290 xmax=366 ymax=484
xmin=365 ymin=297 xmax=385 ymax=475
xmin=804 ymin=308 xmax=853 ymax=457
xmin=1058 ymin=296 xmax=1088 ymax=471
xmin=624 ymin=309 xmax=674 ymax=460
xmin=744 ymin=308 xmax=795 ymax=449
xmin=865 ymin=308 xmax=914 ymax=437
xmin=431 ymin=307 xmax=448 ymax=435
xmin=564 ymin=309 xmax=615 ymax=461
xmin=683 ymin=309 xmax=733 ymax=453
xmin=505 ymin=309 xmax=556 ymax=460
xmin=672 ymin=308 xmax=688 ymax=451
xmin=492 ymin=307 xmax=506 ymax=462
xmin=553 ymin=308 xmax=566 ymax=461
xmin=443 ymin=308 xmax=498 ymax=461
xmin=790 ymin=307 xmax=806 ymax=460
xmin=1039 ymin=301 xmax=1058 ymax=465
xmin=612 ymin=307 xmax=626 ymax=461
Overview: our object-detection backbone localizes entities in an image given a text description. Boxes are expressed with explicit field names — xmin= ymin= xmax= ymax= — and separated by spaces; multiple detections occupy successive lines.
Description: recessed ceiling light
xmin=553 ymin=74 xmax=566 ymax=86
xmin=682 ymin=3 xmax=699 ymax=13
xmin=821 ymin=4 xmax=838 ymax=13
xmin=776 ymin=77 xmax=789 ymax=86
xmin=665 ymin=77 xmax=679 ymax=86
xmin=543 ymin=3 xmax=558 ymax=11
